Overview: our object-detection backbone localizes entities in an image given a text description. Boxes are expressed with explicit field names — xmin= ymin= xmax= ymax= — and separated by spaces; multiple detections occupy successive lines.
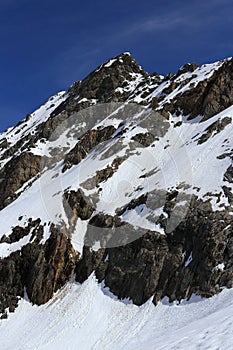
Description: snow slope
xmin=0 ymin=274 xmax=232 ymax=350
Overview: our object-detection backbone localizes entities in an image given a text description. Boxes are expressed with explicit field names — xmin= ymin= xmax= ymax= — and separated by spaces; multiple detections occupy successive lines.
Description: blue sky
xmin=0 ymin=0 xmax=233 ymax=131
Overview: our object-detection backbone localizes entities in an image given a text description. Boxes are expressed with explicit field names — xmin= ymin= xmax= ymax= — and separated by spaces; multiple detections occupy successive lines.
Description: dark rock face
xmin=0 ymin=220 xmax=43 ymax=314
xmin=70 ymin=53 xmax=147 ymax=103
xmin=166 ymin=58 xmax=233 ymax=121
xmin=0 ymin=223 xmax=78 ymax=315
xmin=95 ymin=157 xmax=125 ymax=184
xmin=175 ymin=63 xmax=199 ymax=77
xmin=197 ymin=116 xmax=232 ymax=144
xmin=50 ymin=53 xmax=147 ymax=119
xmin=0 ymin=218 xmax=42 ymax=244
xmin=132 ymin=132 xmax=155 ymax=147
xmin=224 ymin=165 xmax=233 ymax=184
xmin=64 ymin=189 xmax=95 ymax=224
xmin=75 ymin=197 xmax=233 ymax=305
xmin=63 ymin=126 xmax=116 ymax=172
xmin=104 ymin=231 xmax=168 ymax=305
xmin=75 ymin=247 xmax=106 ymax=284
xmin=0 ymin=251 xmax=22 ymax=315
xmin=0 ymin=152 xmax=41 ymax=209
xmin=23 ymin=226 xmax=77 ymax=305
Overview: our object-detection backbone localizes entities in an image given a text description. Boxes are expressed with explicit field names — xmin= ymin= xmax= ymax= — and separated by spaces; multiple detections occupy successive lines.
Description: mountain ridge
xmin=0 ymin=53 xmax=232 ymax=318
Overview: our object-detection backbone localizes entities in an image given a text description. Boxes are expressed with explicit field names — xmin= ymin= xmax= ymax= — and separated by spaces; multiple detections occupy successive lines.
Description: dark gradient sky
xmin=0 ymin=0 xmax=233 ymax=131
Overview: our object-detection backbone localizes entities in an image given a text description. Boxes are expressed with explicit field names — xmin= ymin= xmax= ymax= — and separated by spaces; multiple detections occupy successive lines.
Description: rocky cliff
xmin=0 ymin=53 xmax=232 ymax=318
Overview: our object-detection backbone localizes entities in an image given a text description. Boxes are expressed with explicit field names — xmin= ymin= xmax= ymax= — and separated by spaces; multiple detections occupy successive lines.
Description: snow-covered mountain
xmin=0 ymin=53 xmax=232 ymax=349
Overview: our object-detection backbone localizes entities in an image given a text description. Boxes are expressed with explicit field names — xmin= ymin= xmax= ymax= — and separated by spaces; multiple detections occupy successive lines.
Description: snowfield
xmin=0 ymin=274 xmax=232 ymax=350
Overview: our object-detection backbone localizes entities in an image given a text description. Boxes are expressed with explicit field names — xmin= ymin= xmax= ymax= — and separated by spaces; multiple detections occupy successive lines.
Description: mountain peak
xmin=97 ymin=51 xmax=145 ymax=74
xmin=65 ymin=52 xmax=147 ymax=104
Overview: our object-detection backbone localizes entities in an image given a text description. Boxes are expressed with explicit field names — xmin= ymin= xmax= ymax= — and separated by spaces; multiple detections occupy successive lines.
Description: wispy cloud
xmin=50 ymin=0 xmax=233 ymax=86
xmin=139 ymin=16 xmax=185 ymax=31
xmin=121 ymin=0 xmax=233 ymax=38
xmin=125 ymin=13 xmax=190 ymax=36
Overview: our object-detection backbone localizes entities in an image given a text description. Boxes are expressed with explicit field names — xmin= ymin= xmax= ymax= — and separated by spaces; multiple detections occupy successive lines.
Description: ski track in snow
xmin=0 ymin=275 xmax=232 ymax=350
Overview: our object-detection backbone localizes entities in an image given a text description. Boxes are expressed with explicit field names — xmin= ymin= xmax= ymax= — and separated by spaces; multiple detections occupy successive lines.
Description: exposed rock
xmin=64 ymin=189 xmax=95 ymax=225
xmin=224 ymin=165 xmax=233 ymax=183
xmin=62 ymin=126 xmax=116 ymax=172
xmin=0 ymin=223 xmax=78 ymax=315
xmin=131 ymin=132 xmax=155 ymax=147
xmin=162 ymin=81 xmax=179 ymax=95
xmin=174 ymin=62 xmax=199 ymax=78
xmin=71 ymin=53 xmax=147 ymax=103
xmin=0 ymin=219 xmax=42 ymax=244
xmin=197 ymin=117 xmax=232 ymax=144
xmin=24 ymin=225 xmax=77 ymax=305
xmin=0 ymin=152 xmax=41 ymax=209
xmin=75 ymin=197 xmax=233 ymax=305
xmin=222 ymin=186 xmax=233 ymax=204
xmin=116 ymin=194 xmax=148 ymax=216
xmin=0 ymin=251 xmax=22 ymax=316
xmin=0 ymin=138 xmax=8 ymax=151
xmin=75 ymin=247 xmax=106 ymax=284
xmin=166 ymin=58 xmax=233 ymax=120
xmin=150 ymin=97 xmax=159 ymax=109
xmin=50 ymin=53 xmax=148 ymax=118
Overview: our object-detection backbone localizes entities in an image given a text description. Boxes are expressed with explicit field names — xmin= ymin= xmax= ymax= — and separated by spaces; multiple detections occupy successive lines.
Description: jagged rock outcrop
xmin=0 ymin=220 xmax=43 ymax=316
xmin=76 ymin=197 xmax=233 ymax=305
xmin=50 ymin=53 xmax=148 ymax=120
xmin=0 ymin=223 xmax=78 ymax=314
xmin=0 ymin=152 xmax=41 ymax=209
xmin=164 ymin=58 xmax=233 ymax=121
xmin=64 ymin=189 xmax=94 ymax=223
xmin=23 ymin=226 xmax=77 ymax=305
xmin=197 ymin=116 xmax=232 ymax=144
xmin=63 ymin=125 xmax=116 ymax=171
